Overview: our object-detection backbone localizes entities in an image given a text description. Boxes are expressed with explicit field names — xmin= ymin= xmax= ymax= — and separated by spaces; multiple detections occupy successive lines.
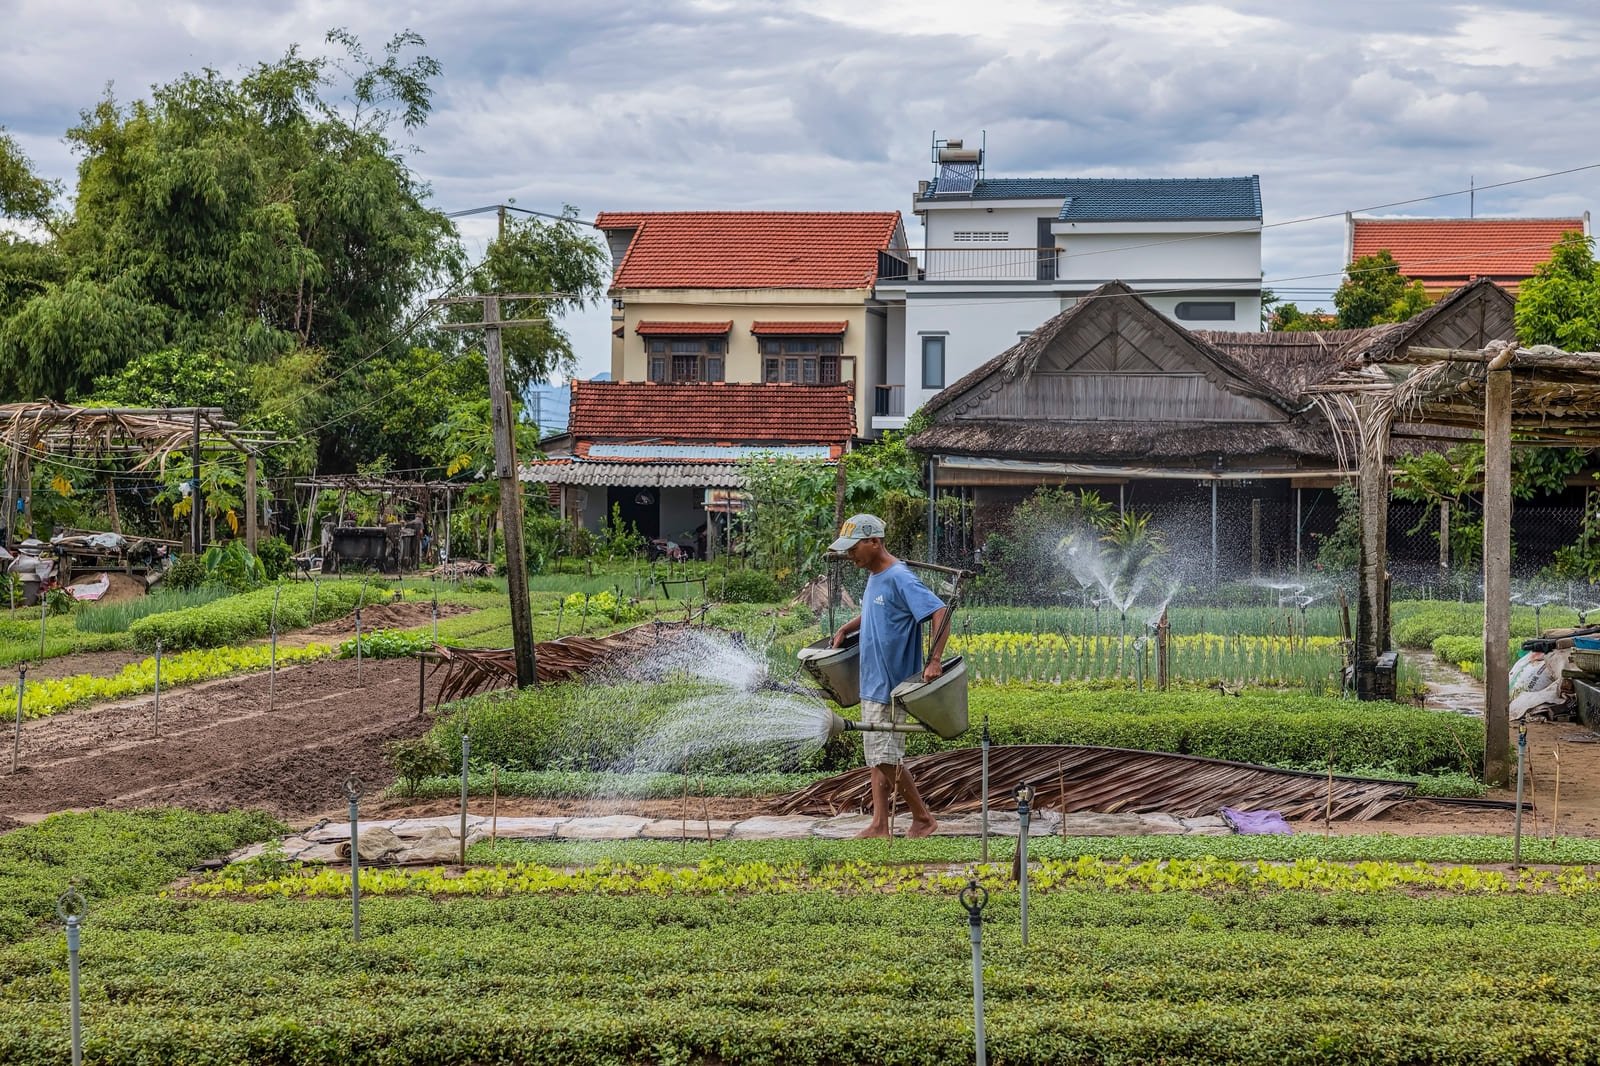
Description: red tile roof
xmin=569 ymin=381 xmax=856 ymax=445
xmin=635 ymin=320 xmax=732 ymax=335
xmin=1350 ymin=217 xmax=1586 ymax=284
xmin=595 ymin=211 xmax=901 ymax=290
xmin=751 ymin=320 xmax=848 ymax=335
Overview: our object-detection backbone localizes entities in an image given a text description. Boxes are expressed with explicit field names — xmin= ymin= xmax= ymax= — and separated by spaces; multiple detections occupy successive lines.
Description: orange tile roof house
xmin=594 ymin=211 xmax=910 ymax=436
xmin=1347 ymin=214 xmax=1591 ymax=296
xmin=522 ymin=380 xmax=856 ymax=550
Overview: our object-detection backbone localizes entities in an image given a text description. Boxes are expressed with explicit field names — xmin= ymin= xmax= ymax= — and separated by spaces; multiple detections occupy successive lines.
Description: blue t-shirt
xmin=858 ymin=562 xmax=946 ymax=703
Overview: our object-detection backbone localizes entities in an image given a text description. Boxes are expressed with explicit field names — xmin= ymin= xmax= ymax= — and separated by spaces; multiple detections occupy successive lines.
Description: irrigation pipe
xmin=1514 ymin=725 xmax=1527 ymax=867
xmin=960 ymin=880 xmax=989 ymax=1066
xmin=344 ymin=775 xmax=362 ymax=941
xmin=268 ymin=583 xmax=282 ymax=713
xmin=57 ymin=886 xmax=86 ymax=1066
xmin=152 ymin=640 xmax=161 ymax=739
xmin=1015 ymin=784 xmax=1034 ymax=948
xmin=10 ymin=662 xmax=24 ymax=774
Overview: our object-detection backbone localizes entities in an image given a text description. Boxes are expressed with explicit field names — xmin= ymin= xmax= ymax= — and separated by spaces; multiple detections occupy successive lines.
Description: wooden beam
xmin=245 ymin=453 xmax=258 ymax=554
xmin=1355 ymin=402 xmax=1392 ymax=701
xmin=1483 ymin=366 xmax=1512 ymax=787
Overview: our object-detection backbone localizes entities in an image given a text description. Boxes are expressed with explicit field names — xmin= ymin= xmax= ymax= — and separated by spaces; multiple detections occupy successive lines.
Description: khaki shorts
xmin=861 ymin=698 xmax=906 ymax=767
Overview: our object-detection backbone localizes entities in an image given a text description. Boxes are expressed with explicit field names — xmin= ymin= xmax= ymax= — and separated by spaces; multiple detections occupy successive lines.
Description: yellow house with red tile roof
xmin=594 ymin=211 xmax=911 ymax=435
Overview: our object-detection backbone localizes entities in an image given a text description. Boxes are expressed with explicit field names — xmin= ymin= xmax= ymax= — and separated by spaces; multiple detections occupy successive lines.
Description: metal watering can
xmin=796 ymin=560 xmax=971 ymax=741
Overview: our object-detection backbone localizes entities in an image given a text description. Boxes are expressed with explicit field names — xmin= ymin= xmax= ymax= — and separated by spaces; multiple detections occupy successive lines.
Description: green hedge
xmin=0 ymin=809 xmax=281 ymax=946
xmin=127 ymin=581 xmax=376 ymax=650
xmin=432 ymin=681 xmax=1482 ymax=777
xmin=3 ymin=891 xmax=1600 ymax=1063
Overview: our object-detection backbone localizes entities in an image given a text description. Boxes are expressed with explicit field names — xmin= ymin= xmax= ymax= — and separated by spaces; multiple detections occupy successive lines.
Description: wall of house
xmin=659 ymin=488 xmax=704 ymax=546
xmin=1057 ymin=230 xmax=1260 ymax=283
xmin=902 ymin=292 xmax=1062 ymax=416
xmin=1141 ymin=292 xmax=1263 ymax=332
xmin=609 ymin=289 xmax=881 ymax=433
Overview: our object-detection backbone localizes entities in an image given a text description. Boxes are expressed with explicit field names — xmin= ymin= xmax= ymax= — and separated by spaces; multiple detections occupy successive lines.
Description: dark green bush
xmin=255 ymin=535 xmax=294 ymax=580
xmin=161 ymin=553 xmax=208 ymax=591
xmin=718 ymin=568 xmax=783 ymax=603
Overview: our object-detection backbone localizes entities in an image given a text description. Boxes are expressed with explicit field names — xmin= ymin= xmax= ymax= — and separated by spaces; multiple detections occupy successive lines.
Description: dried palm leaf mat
xmin=774 ymin=744 xmax=1506 ymax=822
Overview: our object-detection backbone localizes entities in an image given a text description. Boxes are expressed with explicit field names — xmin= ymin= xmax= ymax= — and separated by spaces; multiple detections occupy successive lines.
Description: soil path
xmin=0 ymin=656 xmax=443 ymax=820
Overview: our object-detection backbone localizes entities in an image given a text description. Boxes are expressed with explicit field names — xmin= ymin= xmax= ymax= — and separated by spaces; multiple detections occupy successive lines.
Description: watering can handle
xmin=927 ymin=571 xmax=967 ymax=660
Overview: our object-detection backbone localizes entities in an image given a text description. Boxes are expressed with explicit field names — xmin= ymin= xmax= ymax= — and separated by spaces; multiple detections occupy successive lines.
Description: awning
xmin=634 ymin=320 xmax=732 ymax=336
xmin=750 ymin=320 xmax=848 ymax=336
xmin=520 ymin=461 xmax=746 ymax=489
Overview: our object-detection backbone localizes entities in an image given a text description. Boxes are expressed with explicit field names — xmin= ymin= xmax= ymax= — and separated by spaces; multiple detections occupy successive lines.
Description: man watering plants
xmin=828 ymin=514 xmax=948 ymax=838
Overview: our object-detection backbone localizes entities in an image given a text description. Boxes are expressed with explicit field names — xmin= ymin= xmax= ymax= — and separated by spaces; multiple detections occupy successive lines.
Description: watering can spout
xmin=827 ymin=711 xmax=930 ymax=736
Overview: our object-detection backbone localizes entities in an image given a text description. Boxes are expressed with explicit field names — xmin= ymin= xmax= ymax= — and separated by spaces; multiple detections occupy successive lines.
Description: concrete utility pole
xmin=437 ymin=292 xmax=573 ymax=688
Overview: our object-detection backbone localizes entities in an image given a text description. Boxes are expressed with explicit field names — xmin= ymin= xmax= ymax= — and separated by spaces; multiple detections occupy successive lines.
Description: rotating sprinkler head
xmin=1014 ymin=783 xmax=1034 ymax=814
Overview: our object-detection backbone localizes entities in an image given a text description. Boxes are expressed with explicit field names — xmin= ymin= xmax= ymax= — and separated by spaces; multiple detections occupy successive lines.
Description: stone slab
xmin=1181 ymin=815 xmax=1228 ymax=831
xmin=1136 ymin=813 xmax=1188 ymax=835
xmin=638 ymin=818 xmax=737 ymax=840
xmin=484 ymin=816 xmax=569 ymax=839
xmin=556 ymin=815 xmax=648 ymax=840
xmin=1058 ymin=812 xmax=1151 ymax=837
xmin=725 ymin=816 xmax=820 ymax=840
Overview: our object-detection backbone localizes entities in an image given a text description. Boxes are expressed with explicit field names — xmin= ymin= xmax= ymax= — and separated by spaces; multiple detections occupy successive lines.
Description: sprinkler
xmin=979 ymin=714 xmax=991 ymax=863
xmin=57 ymin=885 xmax=86 ymax=1066
xmin=1514 ymin=724 xmax=1527 ymax=868
xmin=1015 ymin=783 xmax=1034 ymax=947
xmin=344 ymin=775 xmax=363 ymax=941
xmin=959 ymin=879 xmax=989 ymax=1066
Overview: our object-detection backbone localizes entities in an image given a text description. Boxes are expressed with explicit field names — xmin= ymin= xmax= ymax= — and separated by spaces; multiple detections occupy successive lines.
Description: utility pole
xmin=437 ymin=292 xmax=571 ymax=688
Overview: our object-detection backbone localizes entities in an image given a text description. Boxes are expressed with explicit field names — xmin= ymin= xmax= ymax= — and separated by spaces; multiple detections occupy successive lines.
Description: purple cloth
xmin=1219 ymin=807 xmax=1293 ymax=835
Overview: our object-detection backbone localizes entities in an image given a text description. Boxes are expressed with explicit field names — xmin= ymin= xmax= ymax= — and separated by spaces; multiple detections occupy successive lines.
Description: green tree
xmin=0 ymin=30 xmax=463 ymax=410
xmin=1514 ymin=231 xmax=1600 ymax=350
xmin=1268 ymin=302 xmax=1337 ymax=331
xmin=447 ymin=212 xmax=609 ymax=393
xmin=0 ymin=127 xmax=58 ymax=223
xmin=1333 ymin=249 xmax=1431 ymax=329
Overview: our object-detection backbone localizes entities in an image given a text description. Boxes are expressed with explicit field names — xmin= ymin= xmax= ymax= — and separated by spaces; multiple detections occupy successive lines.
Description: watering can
xmin=799 ymin=559 xmax=972 ymax=740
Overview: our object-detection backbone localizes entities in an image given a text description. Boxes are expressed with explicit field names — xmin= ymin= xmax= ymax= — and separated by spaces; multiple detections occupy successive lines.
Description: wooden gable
xmin=944 ymin=286 xmax=1290 ymax=425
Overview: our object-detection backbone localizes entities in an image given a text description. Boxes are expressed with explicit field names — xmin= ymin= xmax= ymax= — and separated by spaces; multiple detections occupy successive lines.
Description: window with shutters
xmin=760 ymin=338 xmax=841 ymax=384
xmin=646 ymin=337 xmax=726 ymax=382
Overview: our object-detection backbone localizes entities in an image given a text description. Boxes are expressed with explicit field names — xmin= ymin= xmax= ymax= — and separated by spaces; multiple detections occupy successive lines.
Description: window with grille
xmin=646 ymin=337 xmax=726 ymax=382
xmin=952 ymin=231 xmax=1009 ymax=242
xmin=760 ymin=337 xmax=841 ymax=384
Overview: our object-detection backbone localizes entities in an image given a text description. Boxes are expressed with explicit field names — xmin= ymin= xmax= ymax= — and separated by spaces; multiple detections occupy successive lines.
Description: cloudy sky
xmin=4 ymin=0 xmax=1598 ymax=379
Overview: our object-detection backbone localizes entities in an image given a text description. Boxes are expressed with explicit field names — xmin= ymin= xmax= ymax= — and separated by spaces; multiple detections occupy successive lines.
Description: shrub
xmin=255 ymin=535 xmax=294 ymax=580
xmin=718 ymin=568 xmax=783 ymax=603
xmin=340 ymin=628 xmax=430 ymax=659
xmin=388 ymin=737 xmax=452 ymax=798
xmin=161 ymin=553 xmax=208 ymax=592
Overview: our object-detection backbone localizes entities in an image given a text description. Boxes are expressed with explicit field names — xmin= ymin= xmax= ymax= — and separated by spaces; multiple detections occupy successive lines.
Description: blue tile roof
xmin=923 ymin=176 xmax=1261 ymax=222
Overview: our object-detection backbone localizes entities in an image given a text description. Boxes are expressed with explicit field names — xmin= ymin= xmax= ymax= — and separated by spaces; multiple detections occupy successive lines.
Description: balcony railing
xmin=874 ymin=384 xmax=905 ymax=418
xmin=879 ymin=247 xmax=1060 ymax=283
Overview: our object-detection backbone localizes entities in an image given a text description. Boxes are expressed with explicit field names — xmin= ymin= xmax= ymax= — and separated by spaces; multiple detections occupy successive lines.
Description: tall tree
xmin=1514 ymin=231 xmax=1600 ymax=350
xmin=1333 ymin=249 xmax=1431 ymax=329
xmin=0 ymin=30 xmax=463 ymax=406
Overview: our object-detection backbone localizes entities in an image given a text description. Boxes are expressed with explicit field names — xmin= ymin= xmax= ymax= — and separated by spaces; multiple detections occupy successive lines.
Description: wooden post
xmin=1438 ymin=499 xmax=1450 ymax=585
xmin=105 ymin=479 xmax=120 ymax=535
xmin=1355 ymin=404 xmax=1393 ymax=700
xmin=484 ymin=295 xmax=538 ymax=688
xmin=1294 ymin=487 xmax=1302 ymax=575
xmin=190 ymin=412 xmax=203 ymax=554
xmin=1209 ymin=480 xmax=1218 ymax=585
xmin=1483 ymin=360 xmax=1513 ymax=786
xmin=245 ymin=453 xmax=258 ymax=554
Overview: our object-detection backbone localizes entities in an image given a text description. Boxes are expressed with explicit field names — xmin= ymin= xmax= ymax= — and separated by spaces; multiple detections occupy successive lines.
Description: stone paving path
xmin=1416 ymin=651 xmax=1487 ymax=716
xmin=241 ymin=811 xmax=1234 ymax=864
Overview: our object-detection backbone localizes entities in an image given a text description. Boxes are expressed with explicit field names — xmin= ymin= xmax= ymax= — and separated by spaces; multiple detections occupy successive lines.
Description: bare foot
xmin=906 ymin=818 xmax=938 ymax=838
xmin=854 ymin=823 xmax=892 ymax=838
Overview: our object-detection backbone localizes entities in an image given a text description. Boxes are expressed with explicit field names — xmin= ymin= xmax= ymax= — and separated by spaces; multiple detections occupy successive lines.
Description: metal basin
xmin=797 ymin=633 xmax=861 ymax=708
xmin=890 ymin=656 xmax=968 ymax=739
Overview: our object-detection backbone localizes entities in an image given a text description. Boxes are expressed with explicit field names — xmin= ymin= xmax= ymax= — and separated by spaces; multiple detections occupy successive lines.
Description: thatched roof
xmin=1194 ymin=278 xmax=1517 ymax=395
xmin=922 ymin=280 xmax=1299 ymax=418
xmin=911 ymin=414 xmax=1337 ymax=467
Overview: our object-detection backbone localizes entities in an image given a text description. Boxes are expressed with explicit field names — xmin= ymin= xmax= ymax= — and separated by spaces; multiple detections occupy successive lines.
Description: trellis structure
xmin=1308 ymin=340 xmax=1600 ymax=785
xmin=0 ymin=402 xmax=285 ymax=554
xmin=290 ymin=474 xmax=472 ymax=564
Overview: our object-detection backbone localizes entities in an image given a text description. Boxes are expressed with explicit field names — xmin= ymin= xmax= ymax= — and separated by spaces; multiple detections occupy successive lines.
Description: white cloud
xmin=3 ymin=0 xmax=1599 ymax=370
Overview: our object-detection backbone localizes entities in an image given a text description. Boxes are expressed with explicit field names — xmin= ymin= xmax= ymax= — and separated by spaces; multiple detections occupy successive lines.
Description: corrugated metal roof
xmin=921 ymin=176 xmax=1261 ymax=221
xmin=519 ymin=461 xmax=747 ymax=488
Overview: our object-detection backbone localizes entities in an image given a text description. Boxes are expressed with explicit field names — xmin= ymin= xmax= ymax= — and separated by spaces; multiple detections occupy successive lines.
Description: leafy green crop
xmin=127 ymin=580 xmax=376 ymax=649
xmin=338 ymin=627 xmax=430 ymax=659
xmin=0 ymin=643 xmax=333 ymax=719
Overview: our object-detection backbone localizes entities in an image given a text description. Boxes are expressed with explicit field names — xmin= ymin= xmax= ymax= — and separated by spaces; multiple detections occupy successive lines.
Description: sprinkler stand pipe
xmin=57 ymin=887 xmax=86 ymax=1066
xmin=1016 ymin=784 xmax=1034 ymax=948
xmin=1514 ymin=724 xmax=1527 ymax=867
xmin=152 ymin=640 xmax=161 ymax=739
xmin=459 ymin=732 xmax=471 ymax=869
xmin=960 ymin=880 xmax=989 ymax=1066
xmin=354 ymin=608 xmax=363 ymax=685
xmin=11 ymin=662 xmax=24 ymax=774
xmin=344 ymin=776 xmax=362 ymax=941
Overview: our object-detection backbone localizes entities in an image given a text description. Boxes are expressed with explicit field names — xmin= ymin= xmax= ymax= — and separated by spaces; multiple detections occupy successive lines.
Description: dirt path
xmin=0 ymin=656 xmax=442 ymax=820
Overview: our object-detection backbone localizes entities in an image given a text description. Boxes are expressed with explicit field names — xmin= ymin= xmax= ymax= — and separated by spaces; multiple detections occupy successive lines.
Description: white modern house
xmin=871 ymin=138 xmax=1264 ymax=431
